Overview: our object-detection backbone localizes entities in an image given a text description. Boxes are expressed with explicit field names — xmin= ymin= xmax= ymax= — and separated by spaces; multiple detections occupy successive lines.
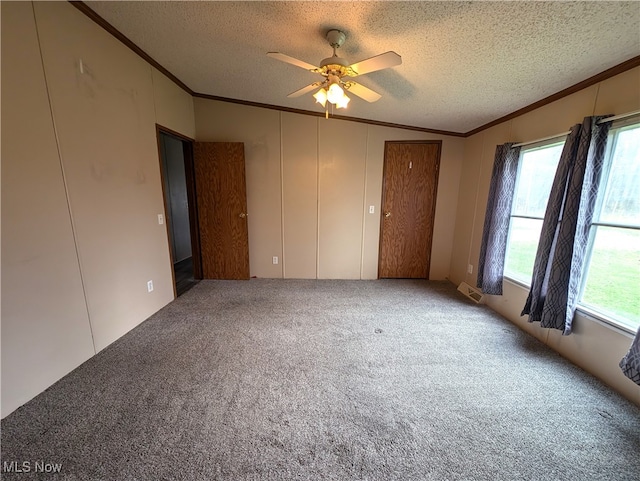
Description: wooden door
xmin=194 ymin=142 xmax=249 ymax=279
xmin=378 ymin=141 xmax=441 ymax=278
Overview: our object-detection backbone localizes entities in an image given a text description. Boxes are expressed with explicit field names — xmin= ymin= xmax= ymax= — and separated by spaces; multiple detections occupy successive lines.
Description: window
xmin=504 ymin=141 xmax=565 ymax=284
xmin=501 ymin=120 xmax=639 ymax=332
xmin=579 ymin=122 xmax=640 ymax=331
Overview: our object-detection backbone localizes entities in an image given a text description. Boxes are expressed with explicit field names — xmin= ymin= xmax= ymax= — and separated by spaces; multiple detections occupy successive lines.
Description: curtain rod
xmin=512 ymin=109 xmax=640 ymax=148
xmin=596 ymin=109 xmax=640 ymax=124
xmin=512 ymin=132 xmax=570 ymax=148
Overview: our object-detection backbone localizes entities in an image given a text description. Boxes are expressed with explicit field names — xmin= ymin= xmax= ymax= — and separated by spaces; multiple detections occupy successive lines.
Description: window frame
xmin=503 ymin=138 xmax=566 ymax=285
xmin=577 ymin=119 xmax=640 ymax=334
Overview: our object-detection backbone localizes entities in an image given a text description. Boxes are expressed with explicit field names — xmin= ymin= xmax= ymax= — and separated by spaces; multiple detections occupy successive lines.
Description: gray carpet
xmin=2 ymin=279 xmax=639 ymax=480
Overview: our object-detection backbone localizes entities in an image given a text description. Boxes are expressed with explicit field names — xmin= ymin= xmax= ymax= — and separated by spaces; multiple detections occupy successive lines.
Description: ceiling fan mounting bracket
xmin=326 ymin=29 xmax=346 ymax=49
xmin=318 ymin=59 xmax=350 ymax=73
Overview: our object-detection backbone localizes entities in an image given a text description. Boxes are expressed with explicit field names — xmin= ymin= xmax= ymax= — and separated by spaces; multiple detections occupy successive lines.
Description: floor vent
xmin=457 ymin=282 xmax=484 ymax=304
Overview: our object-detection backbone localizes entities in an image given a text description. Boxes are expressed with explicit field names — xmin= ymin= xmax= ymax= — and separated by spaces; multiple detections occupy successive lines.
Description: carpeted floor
xmin=2 ymin=279 xmax=639 ymax=480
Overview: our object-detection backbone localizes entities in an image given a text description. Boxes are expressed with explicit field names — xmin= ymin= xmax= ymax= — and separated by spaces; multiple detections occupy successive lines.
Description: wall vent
xmin=457 ymin=282 xmax=484 ymax=304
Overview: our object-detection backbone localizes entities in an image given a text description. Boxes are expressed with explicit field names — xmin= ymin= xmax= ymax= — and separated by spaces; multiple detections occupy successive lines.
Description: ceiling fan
xmin=267 ymin=29 xmax=401 ymax=114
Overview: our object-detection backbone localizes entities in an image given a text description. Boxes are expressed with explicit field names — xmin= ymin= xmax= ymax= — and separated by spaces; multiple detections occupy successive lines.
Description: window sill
xmin=502 ymin=275 xmax=530 ymax=290
xmin=575 ymin=306 xmax=636 ymax=338
xmin=502 ymin=276 xmax=637 ymax=338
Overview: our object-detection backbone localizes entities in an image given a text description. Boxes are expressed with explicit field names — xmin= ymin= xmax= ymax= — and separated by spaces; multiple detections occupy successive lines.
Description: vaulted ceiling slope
xmin=86 ymin=1 xmax=640 ymax=135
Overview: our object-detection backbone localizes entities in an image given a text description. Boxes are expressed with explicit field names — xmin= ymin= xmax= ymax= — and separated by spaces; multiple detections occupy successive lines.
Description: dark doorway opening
xmin=157 ymin=126 xmax=201 ymax=296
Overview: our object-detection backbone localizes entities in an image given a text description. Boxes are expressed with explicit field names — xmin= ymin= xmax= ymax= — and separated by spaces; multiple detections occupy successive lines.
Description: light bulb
xmin=326 ymin=83 xmax=345 ymax=104
xmin=313 ymin=88 xmax=327 ymax=107
xmin=336 ymin=94 xmax=350 ymax=109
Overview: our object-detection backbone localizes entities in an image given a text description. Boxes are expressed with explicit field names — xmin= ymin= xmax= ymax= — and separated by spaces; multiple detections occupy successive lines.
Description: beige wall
xmin=152 ymin=68 xmax=196 ymax=138
xmin=1 ymin=1 xmax=195 ymax=417
xmin=449 ymin=66 xmax=640 ymax=405
xmin=281 ymin=113 xmax=318 ymax=278
xmin=195 ymin=99 xmax=465 ymax=280
xmin=1 ymin=0 xmax=95 ymax=420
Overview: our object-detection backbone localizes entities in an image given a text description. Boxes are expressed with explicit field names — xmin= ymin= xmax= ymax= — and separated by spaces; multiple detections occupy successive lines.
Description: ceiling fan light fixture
xmin=313 ymin=88 xmax=328 ymax=107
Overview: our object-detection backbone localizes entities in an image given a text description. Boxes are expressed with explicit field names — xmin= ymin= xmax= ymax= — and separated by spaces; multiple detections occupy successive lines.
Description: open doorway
xmin=157 ymin=126 xmax=201 ymax=296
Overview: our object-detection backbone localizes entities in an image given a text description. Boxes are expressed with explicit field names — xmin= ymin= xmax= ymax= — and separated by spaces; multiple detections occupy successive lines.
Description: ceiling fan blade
xmin=344 ymin=82 xmax=382 ymax=103
xmin=287 ymin=82 xmax=324 ymax=98
xmin=267 ymin=52 xmax=319 ymax=72
xmin=347 ymin=51 xmax=402 ymax=77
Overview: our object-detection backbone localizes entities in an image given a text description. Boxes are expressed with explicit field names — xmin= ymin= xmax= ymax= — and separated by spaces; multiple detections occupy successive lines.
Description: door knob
xmin=384 ymin=212 xmax=391 ymax=218
xmin=239 ymin=213 xmax=247 ymax=218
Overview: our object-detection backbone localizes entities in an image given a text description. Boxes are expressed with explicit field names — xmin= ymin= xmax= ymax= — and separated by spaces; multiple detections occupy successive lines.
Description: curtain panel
xmin=620 ymin=328 xmax=640 ymax=386
xmin=522 ymin=116 xmax=612 ymax=335
xmin=477 ymin=143 xmax=521 ymax=295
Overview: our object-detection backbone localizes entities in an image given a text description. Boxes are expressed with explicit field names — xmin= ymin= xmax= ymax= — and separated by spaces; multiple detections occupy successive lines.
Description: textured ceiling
xmin=86 ymin=1 xmax=640 ymax=134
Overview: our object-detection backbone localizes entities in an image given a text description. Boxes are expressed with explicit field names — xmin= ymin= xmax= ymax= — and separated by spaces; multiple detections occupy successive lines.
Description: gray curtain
xmin=477 ymin=143 xmax=521 ymax=295
xmin=620 ymin=328 xmax=640 ymax=386
xmin=522 ymin=116 xmax=611 ymax=335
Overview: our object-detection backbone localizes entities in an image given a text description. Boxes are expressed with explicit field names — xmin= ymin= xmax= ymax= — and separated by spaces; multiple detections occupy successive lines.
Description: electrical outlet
xmin=157 ymin=214 xmax=164 ymax=225
xmin=369 ymin=205 xmax=375 ymax=214
xmin=272 ymin=256 xmax=279 ymax=265
xmin=147 ymin=280 xmax=154 ymax=292
xmin=467 ymin=264 xmax=473 ymax=274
